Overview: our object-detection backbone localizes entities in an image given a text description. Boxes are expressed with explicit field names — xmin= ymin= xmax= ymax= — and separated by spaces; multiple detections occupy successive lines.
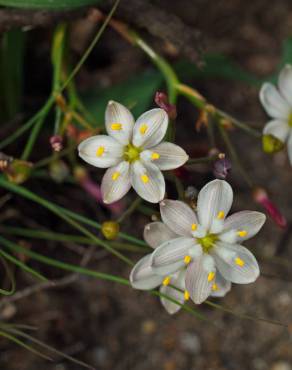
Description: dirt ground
xmin=1 ymin=1 xmax=292 ymax=369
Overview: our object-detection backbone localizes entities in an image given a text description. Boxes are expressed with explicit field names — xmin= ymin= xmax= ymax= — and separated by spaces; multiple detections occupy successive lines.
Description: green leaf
xmin=83 ymin=70 xmax=163 ymax=126
xmin=0 ymin=0 xmax=101 ymax=9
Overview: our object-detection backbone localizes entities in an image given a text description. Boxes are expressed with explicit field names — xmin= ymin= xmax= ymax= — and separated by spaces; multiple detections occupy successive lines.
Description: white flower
xmin=260 ymin=64 xmax=292 ymax=164
xmin=148 ymin=179 xmax=266 ymax=304
xmin=78 ymin=101 xmax=189 ymax=203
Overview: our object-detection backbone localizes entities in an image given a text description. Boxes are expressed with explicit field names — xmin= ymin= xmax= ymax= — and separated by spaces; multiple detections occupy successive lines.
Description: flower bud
xmin=50 ymin=135 xmax=63 ymax=152
xmin=213 ymin=156 xmax=232 ymax=179
xmin=5 ymin=160 xmax=32 ymax=184
xmin=262 ymin=134 xmax=284 ymax=154
xmin=154 ymin=91 xmax=177 ymax=119
xmin=49 ymin=160 xmax=69 ymax=183
xmin=253 ymin=187 xmax=287 ymax=229
xmin=101 ymin=221 xmax=120 ymax=240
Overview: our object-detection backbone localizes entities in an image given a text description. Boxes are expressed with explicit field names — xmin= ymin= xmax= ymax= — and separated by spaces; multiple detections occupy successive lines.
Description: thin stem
xmin=117 ymin=197 xmax=142 ymax=223
xmin=187 ymin=155 xmax=218 ymax=165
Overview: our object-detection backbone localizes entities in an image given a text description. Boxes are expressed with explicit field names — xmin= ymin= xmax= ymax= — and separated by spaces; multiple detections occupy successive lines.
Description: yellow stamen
xmin=235 ymin=257 xmax=245 ymax=267
xmin=217 ymin=211 xmax=225 ymax=220
xmin=191 ymin=223 xmax=197 ymax=231
xmin=111 ymin=123 xmax=122 ymax=130
xmin=237 ymin=230 xmax=248 ymax=237
xmin=184 ymin=255 xmax=192 ymax=265
xmin=207 ymin=271 xmax=215 ymax=282
xmin=141 ymin=174 xmax=149 ymax=183
xmin=139 ymin=124 xmax=148 ymax=134
xmin=112 ymin=172 xmax=120 ymax=181
xmin=212 ymin=283 xmax=218 ymax=291
xmin=151 ymin=152 xmax=160 ymax=160
xmin=162 ymin=276 xmax=171 ymax=286
xmin=96 ymin=146 xmax=105 ymax=157
xmin=184 ymin=290 xmax=190 ymax=301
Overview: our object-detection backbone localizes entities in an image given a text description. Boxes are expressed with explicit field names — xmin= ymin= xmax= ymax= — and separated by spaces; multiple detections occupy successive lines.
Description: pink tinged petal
xmin=143 ymin=222 xmax=178 ymax=249
xmin=159 ymin=270 xmax=186 ymax=315
xmin=197 ymin=179 xmax=233 ymax=231
xmin=151 ymin=237 xmax=200 ymax=276
xmin=130 ymin=254 xmax=163 ymax=290
xmin=132 ymin=108 xmax=168 ymax=148
xmin=185 ymin=254 xmax=215 ymax=304
xmin=278 ymin=64 xmax=292 ymax=106
xmin=140 ymin=142 xmax=189 ymax=170
xmin=211 ymin=242 xmax=260 ymax=284
xmin=288 ymin=132 xmax=292 ymax=166
xmin=130 ymin=160 xmax=165 ymax=203
xmin=160 ymin=199 xmax=198 ymax=236
xmin=210 ymin=271 xmax=231 ymax=298
xmin=223 ymin=210 xmax=266 ymax=242
xmin=259 ymin=82 xmax=290 ymax=119
xmin=105 ymin=100 xmax=134 ymax=145
xmin=78 ymin=135 xmax=123 ymax=168
xmin=263 ymin=120 xmax=290 ymax=142
xmin=101 ymin=161 xmax=131 ymax=204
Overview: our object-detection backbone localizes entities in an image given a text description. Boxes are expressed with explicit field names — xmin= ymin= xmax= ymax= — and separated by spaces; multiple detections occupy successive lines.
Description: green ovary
xmin=124 ymin=143 xmax=141 ymax=163
xmin=197 ymin=233 xmax=218 ymax=253
xmin=289 ymin=113 xmax=292 ymax=127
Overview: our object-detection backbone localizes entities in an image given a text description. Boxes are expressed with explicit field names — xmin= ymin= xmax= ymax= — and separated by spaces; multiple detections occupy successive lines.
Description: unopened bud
xmin=5 ymin=160 xmax=32 ymax=184
xmin=49 ymin=160 xmax=69 ymax=183
xmin=213 ymin=157 xmax=232 ymax=179
xmin=101 ymin=221 xmax=120 ymax=240
xmin=50 ymin=135 xmax=63 ymax=152
xmin=154 ymin=91 xmax=177 ymax=119
xmin=253 ymin=187 xmax=287 ymax=229
xmin=262 ymin=134 xmax=284 ymax=154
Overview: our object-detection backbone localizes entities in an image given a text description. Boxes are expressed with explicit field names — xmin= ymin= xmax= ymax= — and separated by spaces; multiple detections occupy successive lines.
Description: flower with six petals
xmin=78 ymin=101 xmax=189 ymax=203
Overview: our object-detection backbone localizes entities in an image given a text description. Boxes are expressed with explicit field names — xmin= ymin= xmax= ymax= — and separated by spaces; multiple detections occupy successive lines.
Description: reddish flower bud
xmin=50 ymin=135 xmax=63 ymax=152
xmin=154 ymin=91 xmax=177 ymax=119
xmin=253 ymin=187 xmax=287 ymax=229
xmin=213 ymin=156 xmax=232 ymax=179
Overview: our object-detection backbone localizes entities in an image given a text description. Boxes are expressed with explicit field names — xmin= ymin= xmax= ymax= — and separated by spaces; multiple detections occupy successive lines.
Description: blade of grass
xmin=0 ymin=254 xmax=15 ymax=296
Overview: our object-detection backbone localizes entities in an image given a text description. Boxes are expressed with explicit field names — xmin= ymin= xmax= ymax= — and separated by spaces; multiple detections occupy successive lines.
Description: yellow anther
xmin=184 ymin=290 xmax=190 ymax=301
xmin=141 ymin=174 xmax=149 ymax=183
xmin=217 ymin=211 xmax=225 ymax=220
xmin=184 ymin=255 xmax=192 ymax=265
xmin=162 ymin=276 xmax=171 ymax=286
xmin=112 ymin=172 xmax=120 ymax=181
xmin=139 ymin=124 xmax=148 ymax=134
xmin=237 ymin=230 xmax=248 ymax=237
xmin=191 ymin=223 xmax=197 ymax=231
xmin=111 ymin=123 xmax=122 ymax=130
xmin=235 ymin=257 xmax=245 ymax=267
xmin=207 ymin=271 xmax=215 ymax=282
xmin=212 ymin=283 xmax=218 ymax=291
xmin=151 ymin=152 xmax=160 ymax=160
xmin=96 ymin=146 xmax=105 ymax=157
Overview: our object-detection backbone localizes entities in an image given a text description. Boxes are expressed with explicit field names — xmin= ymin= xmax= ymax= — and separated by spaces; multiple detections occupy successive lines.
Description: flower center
xmin=124 ymin=143 xmax=141 ymax=163
xmin=197 ymin=233 xmax=218 ymax=253
xmin=289 ymin=113 xmax=292 ymax=127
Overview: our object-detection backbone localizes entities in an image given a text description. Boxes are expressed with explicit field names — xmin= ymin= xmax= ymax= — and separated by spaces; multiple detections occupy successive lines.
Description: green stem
xmin=117 ymin=197 xmax=142 ymax=223
xmin=187 ymin=155 xmax=218 ymax=165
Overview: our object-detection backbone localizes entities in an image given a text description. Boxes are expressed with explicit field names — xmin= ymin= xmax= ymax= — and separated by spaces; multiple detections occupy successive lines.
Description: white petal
xmin=160 ymin=199 xmax=198 ymax=236
xmin=130 ymin=160 xmax=165 ymax=203
xmin=263 ymin=120 xmax=290 ymax=142
xmin=105 ymin=100 xmax=134 ymax=145
xmin=140 ymin=142 xmax=189 ymax=170
xmin=185 ymin=254 xmax=215 ymax=304
xmin=130 ymin=255 xmax=163 ymax=290
xmin=151 ymin=237 xmax=201 ymax=276
xmin=210 ymin=271 xmax=231 ymax=298
xmin=287 ymin=131 xmax=292 ymax=166
xmin=160 ymin=270 xmax=186 ymax=315
xmin=278 ymin=65 xmax=292 ymax=106
xmin=197 ymin=179 xmax=233 ymax=231
xmin=222 ymin=211 xmax=266 ymax=242
xmin=259 ymin=82 xmax=290 ymax=119
xmin=211 ymin=242 xmax=260 ymax=284
xmin=78 ymin=135 xmax=123 ymax=168
xmin=101 ymin=161 xmax=131 ymax=204
xmin=143 ymin=222 xmax=178 ymax=249
xmin=132 ymin=108 xmax=168 ymax=148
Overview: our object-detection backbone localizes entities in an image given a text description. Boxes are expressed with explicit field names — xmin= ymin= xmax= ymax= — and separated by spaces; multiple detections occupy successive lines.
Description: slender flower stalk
xmin=78 ymin=101 xmax=188 ymax=204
